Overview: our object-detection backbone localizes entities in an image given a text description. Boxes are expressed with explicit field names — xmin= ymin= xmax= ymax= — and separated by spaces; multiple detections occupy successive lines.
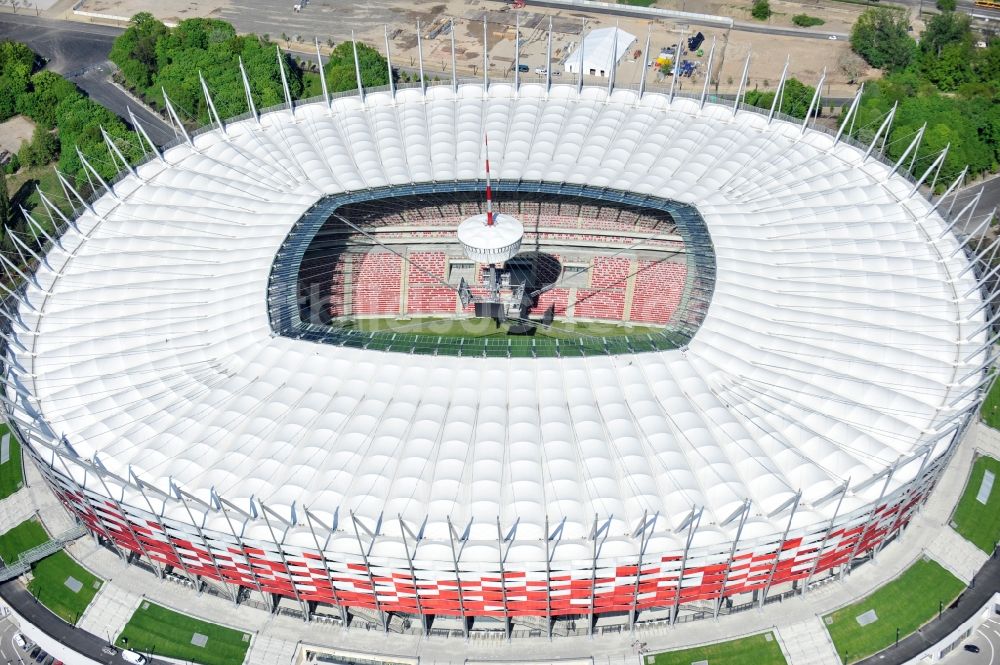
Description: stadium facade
xmin=0 ymin=67 xmax=991 ymax=634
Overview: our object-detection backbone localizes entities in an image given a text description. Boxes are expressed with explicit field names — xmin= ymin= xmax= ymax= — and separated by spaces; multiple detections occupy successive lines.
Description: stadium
xmin=0 ymin=51 xmax=990 ymax=638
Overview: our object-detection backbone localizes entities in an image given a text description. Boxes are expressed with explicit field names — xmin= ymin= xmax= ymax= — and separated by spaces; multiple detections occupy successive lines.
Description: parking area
xmin=942 ymin=616 xmax=1000 ymax=664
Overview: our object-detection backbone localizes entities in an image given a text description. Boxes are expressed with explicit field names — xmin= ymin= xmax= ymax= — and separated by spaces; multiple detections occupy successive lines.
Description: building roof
xmin=9 ymin=83 xmax=984 ymax=563
xmin=564 ymin=27 xmax=637 ymax=74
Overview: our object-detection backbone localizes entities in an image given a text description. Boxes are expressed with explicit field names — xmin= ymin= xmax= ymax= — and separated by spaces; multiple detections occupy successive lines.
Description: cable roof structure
xmin=0 ymin=35 xmax=993 ymax=634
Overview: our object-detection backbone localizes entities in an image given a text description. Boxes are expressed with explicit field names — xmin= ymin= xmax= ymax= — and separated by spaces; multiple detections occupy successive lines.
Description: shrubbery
xmin=751 ymin=0 xmax=771 ymax=20
xmin=792 ymin=14 xmax=825 ymax=27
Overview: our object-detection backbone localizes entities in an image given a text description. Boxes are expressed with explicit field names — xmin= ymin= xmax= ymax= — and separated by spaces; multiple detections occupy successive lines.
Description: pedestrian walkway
xmin=76 ymin=580 xmax=141 ymax=645
xmin=0 ymin=485 xmax=37 ymax=533
xmin=244 ymin=633 xmax=298 ymax=665
xmin=779 ymin=617 xmax=841 ymax=665
xmin=925 ymin=527 xmax=989 ymax=583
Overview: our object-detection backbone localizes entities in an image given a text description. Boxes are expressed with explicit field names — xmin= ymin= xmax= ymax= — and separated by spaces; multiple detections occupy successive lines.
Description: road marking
xmin=978 ymin=626 xmax=996 ymax=664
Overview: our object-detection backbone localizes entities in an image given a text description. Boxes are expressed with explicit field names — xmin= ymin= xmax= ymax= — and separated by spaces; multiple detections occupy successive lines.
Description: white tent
xmin=564 ymin=26 xmax=637 ymax=78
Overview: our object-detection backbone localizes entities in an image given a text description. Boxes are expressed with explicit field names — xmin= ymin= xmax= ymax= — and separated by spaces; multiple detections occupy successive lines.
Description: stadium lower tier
xmin=27 ymin=431 xmax=945 ymax=621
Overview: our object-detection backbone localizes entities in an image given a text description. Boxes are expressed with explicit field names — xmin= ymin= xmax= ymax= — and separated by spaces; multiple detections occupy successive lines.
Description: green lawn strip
xmin=0 ymin=422 xmax=24 ymax=499
xmin=981 ymin=376 xmax=1000 ymax=429
xmin=824 ymin=558 xmax=966 ymax=663
xmin=27 ymin=550 xmax=101 ymax=624
xmin=116 ymin=601 xmax=251 ymax=665
xmin=651 ymin=632 xmax=787 ymax=665
xmin=0 ymin=518 xmax=49 ymax=564
xmin=952 ymin=454 xmax=1000 ymax=553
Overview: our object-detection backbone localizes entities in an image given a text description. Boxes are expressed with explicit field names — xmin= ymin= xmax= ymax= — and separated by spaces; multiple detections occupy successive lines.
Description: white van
xmin=121 ymin=650 xmax=148 ymax=665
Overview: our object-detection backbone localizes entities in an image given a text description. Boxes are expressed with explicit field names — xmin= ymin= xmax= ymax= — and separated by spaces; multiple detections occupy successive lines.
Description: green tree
xmin=111 ymin=16 xmax=302 ymax=126
xmin=18 ymin=125 xmax=58 ymax=168
xmin=751 ymin=0 xmax=771 ymax=20
xmin=850 ymin=8 xmax=916 ymax=72
xmin=0 ymin=173 xmax=11 ymax=231
xmin=0 ymin=40 xmax=36 ymax=120
xmin=920 ymin=11 xmax=972 ymax=57
xmin=109 ymin=12 xmax=171 ymax=91
xmin=936 ymin=0 xmax=956 ymax=10
xmin=744 ymin=78 xmax=817 ymax=118
xmin=15 ymin=70 xmax=80 ymax=129
xmin=842 ymin=75 xmax=998 ymax=185
xmin=323 ymin=41 xmax=391 ymax=93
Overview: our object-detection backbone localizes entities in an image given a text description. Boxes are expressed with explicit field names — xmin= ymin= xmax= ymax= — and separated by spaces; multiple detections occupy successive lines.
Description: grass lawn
xmin=116 ymin=602 xmax=251 ymax=665
xmin=0 ymin=422 xmax=23 ymax=499
xmin=952 ymin=454 xmax=1000 ymax=553
xmin=0 ymin=519 xmax=102 ymax=623
xmin=27 ymin=550 xmax=101 ymax=624
xmin=0 ymin=518 xmax=49 ymax=564
xmin=824 ymin=558 xmax=966 ymax=663
xmin=619 ymin=0 xmax=658 ymax=6
xmin=650 ymin=632 xmax=787 ymax=665
xmin=345 ymin=316 xmax=663 ymax=339
xmin=981 ymin=375 xmax=1000 ymax=429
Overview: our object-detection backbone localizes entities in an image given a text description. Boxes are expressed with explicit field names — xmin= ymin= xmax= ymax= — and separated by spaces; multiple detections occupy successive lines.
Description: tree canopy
xmin=111 ymin=14 xmax=300 ymax=125
xmin=845 ymin=72 xmax=999 ymax=186
xmin=744 ymin=78 xmax=818 ymax=119
xmin=850 ymin=8 xmax=916 ymax=72
xmin=322 ymin=41 xmax=390 ymax=94
xmin=110 ymin=15 xmax=392 ymax=126
xmin=0 ymin=41 xmax=36 ymax=121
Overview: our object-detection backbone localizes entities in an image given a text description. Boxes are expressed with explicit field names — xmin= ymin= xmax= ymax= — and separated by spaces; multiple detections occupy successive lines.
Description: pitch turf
xmin=649 ymin=632 xmax=787 ymax=665
xmin=0 ymin=422 xmax=23 ymax=500
xmin=952 ymin=454 xmax=1000 ymax=553
xmin=824 ymin=558 xmax=966 ymax=663
xmin=116 ymin=602 xmax=251 ymax=665
xmin=27 ymin=550 xmax=102 ymax=624
xmin=346 ymin=316 xmax=662 ymax=339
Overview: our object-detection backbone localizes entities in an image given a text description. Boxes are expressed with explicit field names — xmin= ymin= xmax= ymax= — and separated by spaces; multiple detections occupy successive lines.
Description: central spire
xmin=485 ymin=133 xmax=494 ymax=226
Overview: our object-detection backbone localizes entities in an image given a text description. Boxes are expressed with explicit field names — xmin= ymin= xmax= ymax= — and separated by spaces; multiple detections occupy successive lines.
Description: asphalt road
xmin=954 ymin=175 xmax=1000 ymax=223
xmin=0 ymin=579 xmax=167 ymax=665
xmin=0 ymin=14 xmax=175 ymax=145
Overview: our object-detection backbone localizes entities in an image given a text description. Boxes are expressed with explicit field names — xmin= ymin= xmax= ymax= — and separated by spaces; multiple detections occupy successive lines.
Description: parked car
xmin=517 ymin=64 xmax=529 ymax=72
xmin=828 ymin=35 xmax=838 ymax=40
xmin=13 ymin=633 xmax=29 ymax=649
xmin=535 ymin=67 xmax=547 ymax=75
xmin=965 ymin=644 xmax=981 ymax=653
xmin=121 ymin=650 xmax=148 ymax=665
xmin=34 ymin=649 xmax=47 ymax=663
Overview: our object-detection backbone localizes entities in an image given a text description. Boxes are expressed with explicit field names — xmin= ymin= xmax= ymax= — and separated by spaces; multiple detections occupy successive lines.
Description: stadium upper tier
xmin=3 ymin=82 xmax=988 ymax=623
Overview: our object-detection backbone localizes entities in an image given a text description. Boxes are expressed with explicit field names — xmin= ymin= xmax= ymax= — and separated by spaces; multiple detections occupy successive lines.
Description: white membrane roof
xmin=12 ymin=83 xmax=985 ymax=556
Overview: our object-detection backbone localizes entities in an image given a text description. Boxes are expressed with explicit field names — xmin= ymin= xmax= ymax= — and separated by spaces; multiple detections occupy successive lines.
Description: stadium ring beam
xmin=0 ymin=66 xmax=991 ymax=636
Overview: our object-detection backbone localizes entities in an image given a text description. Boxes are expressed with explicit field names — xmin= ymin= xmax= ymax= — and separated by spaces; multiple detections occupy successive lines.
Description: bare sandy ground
xmin=0 ymin=116 xmax=35 ymax=154
xmin=68 ymin=0 xmax=867 ymax=95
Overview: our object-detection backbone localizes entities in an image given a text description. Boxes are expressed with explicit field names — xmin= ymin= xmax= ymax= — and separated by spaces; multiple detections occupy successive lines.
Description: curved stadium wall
xmin=0 ymin=81 xmax=989 ymax=631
